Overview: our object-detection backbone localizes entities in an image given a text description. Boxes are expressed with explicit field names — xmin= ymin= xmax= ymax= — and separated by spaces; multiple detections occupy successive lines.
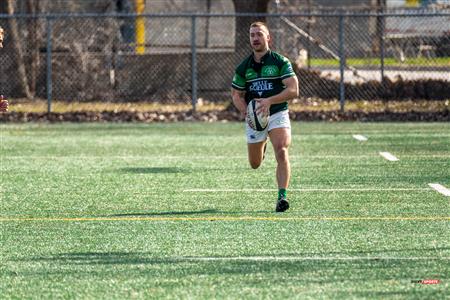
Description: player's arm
xmin=231 ymin=70 xmax=247 ymax=116
xmin=256 ymin=76 xmax=299 ymax=115
xmin=266 ymin=76 xmax=299 ymax=105
xmin=231 ymin=88 xmax=247 ymax=116
xmin=0 ymin=26 xmax=3 ymax=48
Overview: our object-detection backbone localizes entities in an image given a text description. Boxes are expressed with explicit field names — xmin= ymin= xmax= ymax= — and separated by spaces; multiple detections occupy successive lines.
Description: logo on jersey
xmin=286 ymin=64 xmax=293 ymax=73
xmin=245 ymin=69 xmax=258 ymax=80
xmin=249 ymin=80 xmax=274 ymax=97
xmin=261 ymin=65 xmax=279 ymax=77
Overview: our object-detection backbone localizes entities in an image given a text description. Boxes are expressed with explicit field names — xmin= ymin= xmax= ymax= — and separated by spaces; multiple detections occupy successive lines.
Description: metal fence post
xmin=379 ymin=12 xmax=385 ymax=83
xmin=46 ymin=16 xmax=53 ymax=113
xmin=338 ymin=14 xmax=345 ymax=112
xmin=191 ymin=15 xmax=198 ymax=112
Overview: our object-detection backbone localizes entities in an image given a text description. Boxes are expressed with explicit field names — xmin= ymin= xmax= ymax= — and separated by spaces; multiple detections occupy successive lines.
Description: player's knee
xmin=249 ymin=158 xmax=262 ymax=169
xmin=275 ymin=146 xmax=289 ymax=163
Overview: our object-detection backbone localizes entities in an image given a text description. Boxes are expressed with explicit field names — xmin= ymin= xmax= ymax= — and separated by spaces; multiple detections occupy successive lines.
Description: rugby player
xmin=231 ymin=22 xmax=299 ymax=212
xmin=0 ymin=27 xmax=8 ymax=112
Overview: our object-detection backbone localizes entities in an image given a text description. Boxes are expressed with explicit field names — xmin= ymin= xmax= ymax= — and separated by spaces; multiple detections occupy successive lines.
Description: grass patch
xmin=1 ymin=123 xmax=449 ymax=299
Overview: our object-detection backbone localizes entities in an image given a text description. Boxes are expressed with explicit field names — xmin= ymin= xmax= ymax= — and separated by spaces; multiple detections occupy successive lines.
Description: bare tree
xmin=26 ymin=0 xmax=40 ymax=98
xmin=232 ymin=0 xmax=270 ymax=61
xmin=6 ymin=0 xmax=32 ymax=99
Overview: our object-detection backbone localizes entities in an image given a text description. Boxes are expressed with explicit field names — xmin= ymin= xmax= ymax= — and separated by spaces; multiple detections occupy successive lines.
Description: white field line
xmin=5 ymin=154 xmax=450 ymax=159
xmin=428 ymin=183 xmax=450 ymax=197
xmin=183 ymin=187 xmax=429 ymax=192
xmin=379 ymin=152 xmax=399 ymax=161
xmin=352 ymin=134 xmax=368 ymax=141
xmin=178 ymin=256 xmax=450 ymax=262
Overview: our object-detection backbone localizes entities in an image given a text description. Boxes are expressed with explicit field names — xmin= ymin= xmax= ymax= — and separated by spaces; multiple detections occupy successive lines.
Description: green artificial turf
xmin=1 ymin=122 xmax=449 ymax=299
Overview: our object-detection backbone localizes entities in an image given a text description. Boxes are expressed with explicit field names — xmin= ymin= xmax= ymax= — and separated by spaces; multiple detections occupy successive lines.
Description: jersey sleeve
xmin=279 ymin=57 xmax=296 ymax=80
xmin=231 ymin=70 xmax=246 ymax=91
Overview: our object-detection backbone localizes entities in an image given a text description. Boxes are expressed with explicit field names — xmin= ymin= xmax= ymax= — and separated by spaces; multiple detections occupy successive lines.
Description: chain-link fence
xmin=1 ymin=11 xmax=449 ymax=112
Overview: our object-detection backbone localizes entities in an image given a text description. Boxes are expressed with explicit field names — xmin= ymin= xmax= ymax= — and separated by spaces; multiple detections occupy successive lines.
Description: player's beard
xmin=252 ymin=43 xmax=266 ymax=53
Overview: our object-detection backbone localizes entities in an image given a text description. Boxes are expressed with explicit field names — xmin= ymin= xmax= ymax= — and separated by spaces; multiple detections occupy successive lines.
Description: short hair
xmin=250 ymin=22 xmax=270 ymax=34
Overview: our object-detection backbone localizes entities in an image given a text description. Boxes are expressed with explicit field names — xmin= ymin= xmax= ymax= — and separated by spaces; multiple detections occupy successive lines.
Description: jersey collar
xmin=252 ymin=50 xmax=271 ymax=64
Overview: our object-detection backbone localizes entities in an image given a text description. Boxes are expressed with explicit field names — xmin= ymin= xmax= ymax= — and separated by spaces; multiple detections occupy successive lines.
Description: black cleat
xmin=275 ymin=197 xmax=289 ymax=212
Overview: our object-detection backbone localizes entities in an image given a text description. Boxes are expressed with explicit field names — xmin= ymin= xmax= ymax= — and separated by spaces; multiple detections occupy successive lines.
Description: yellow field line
xmin=0 ymin=216 xmax=449 ymax=222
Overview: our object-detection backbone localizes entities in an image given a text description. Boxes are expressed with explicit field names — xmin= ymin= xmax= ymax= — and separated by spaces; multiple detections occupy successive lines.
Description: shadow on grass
xmin=105 ymin=209 xmax=275 ymax=217
xmin=18 ymin=251 xmax=449 ymax=291
xmin=109 ymin=209 xmax=219 ymax=217
xmin=119 ymin=167 xmax=231 ymax=174
xmin=120 ymin=167 xmax=186 ymax=174
xmin=21 ymin=247 xmax=450 ymax=266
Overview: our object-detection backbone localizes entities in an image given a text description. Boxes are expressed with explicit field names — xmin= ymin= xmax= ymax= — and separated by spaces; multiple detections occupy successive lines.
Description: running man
xmin=231 ymin=22 xmax=299 ymax=212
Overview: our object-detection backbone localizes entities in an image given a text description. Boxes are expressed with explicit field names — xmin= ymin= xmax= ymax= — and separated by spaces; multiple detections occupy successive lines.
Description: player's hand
xmin=254 ymin=98 xmax=270 ymax=116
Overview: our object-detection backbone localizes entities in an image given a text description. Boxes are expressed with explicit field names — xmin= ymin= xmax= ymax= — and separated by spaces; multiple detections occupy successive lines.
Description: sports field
xmin=1 ymin=122 xmax=449 ymax=299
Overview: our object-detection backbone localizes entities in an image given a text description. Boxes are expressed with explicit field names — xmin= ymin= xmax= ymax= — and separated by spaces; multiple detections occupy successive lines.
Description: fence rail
xmin=1 ymin=11 xmax=449 ymax=112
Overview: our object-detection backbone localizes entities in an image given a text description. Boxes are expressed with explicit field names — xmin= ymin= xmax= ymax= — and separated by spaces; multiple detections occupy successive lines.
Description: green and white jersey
xmin=231 ymin=50 xmax=296 ymax=115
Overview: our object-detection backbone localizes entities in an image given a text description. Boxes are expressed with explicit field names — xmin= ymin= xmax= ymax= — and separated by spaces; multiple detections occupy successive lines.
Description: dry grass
xmin=7 ymin=98 xmax=449 ymax=113
xmin=8 ymin=99 xmax=226 ymax=113
xmin=291 ymin=99 xmax=450 ymax=113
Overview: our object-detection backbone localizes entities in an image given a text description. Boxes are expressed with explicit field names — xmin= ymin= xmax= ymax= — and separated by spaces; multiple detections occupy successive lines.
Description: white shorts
xmin=246 ymin=110 xmax=291 ymax=144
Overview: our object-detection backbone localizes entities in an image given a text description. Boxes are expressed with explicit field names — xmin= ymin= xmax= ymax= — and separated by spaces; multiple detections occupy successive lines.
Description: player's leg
xmin=267 ymin=110 xmax=291 ymax=212
xmin=269 ymin=127 xmax=291 ymax=192
xmin=247 ymin=141 xmax=267 ymax=169
xmin=246 ymin=123 xmax=269 ymax=169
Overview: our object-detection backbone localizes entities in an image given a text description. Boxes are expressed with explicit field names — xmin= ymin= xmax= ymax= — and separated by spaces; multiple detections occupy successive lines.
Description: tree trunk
xmin=7 ymin=0 xmax=32 ymax=99
xmin=27 ymin=0 xmax=40 ymax=99
xmin=371 ymin=0 xmax=386 ymax=55
xmin=232 ymin=0 xmax=270 ymax=62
